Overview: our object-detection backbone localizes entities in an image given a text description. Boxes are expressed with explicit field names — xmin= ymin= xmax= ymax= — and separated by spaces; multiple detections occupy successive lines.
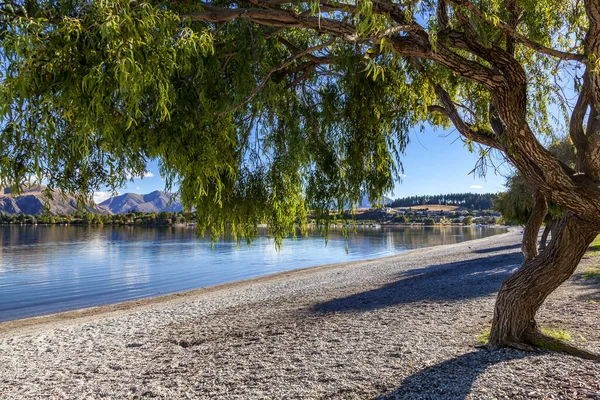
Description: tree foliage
xmin=0 ymin=0 xmax=599 ymax=248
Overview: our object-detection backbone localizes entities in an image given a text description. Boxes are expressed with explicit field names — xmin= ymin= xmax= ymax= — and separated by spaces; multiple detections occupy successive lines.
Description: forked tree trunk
xmin=521 ymin=189 xmax=547 ymax=260
xmin=489 ymin=211 xmax=599 ymax=350
xmin=538 ymin=218 xmax=553 ymax=252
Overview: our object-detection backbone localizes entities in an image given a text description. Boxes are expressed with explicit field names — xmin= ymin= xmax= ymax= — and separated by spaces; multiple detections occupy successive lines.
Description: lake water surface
xmin=0 ymin=225 xmax=506 ymax=321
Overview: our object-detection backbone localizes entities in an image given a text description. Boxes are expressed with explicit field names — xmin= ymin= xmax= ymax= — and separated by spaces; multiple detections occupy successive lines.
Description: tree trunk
xmin=521 ymin=189 xmax=547 ymax=260
xmin=489 ymin=211 xmax=599 ymax=349
xmin=538 ymin=218 xmax=554 ymax=252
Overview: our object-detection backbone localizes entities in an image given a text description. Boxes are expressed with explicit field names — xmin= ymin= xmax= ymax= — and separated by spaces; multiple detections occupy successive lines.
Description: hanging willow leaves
xmin=0 ymin=0 xmax=597 ymax=248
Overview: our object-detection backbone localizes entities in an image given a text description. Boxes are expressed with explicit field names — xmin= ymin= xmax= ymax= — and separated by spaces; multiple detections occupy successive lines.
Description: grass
xmin=540 ymin=327 xmax=573 ymax=341
xmin=477 ymin=328 xmax=491 ymax=344
xmin=477 ymin=327 xmax=578 ymax=344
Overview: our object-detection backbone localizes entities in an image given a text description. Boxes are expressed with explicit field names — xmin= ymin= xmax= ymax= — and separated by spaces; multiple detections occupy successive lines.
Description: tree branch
xmin=437 ymin=0 xmax=449 ymax=28
xmin=584 ymin=0 xmax=600 ymax=112
xmin=185 ymin=1 xmax=503 ymax=88
xmin=429 ymin=83 xmax=504 ymax=150
xmin=277 ymin=37 xmax=332 ymax=64
xmin=570 ymin=72 xmax=591 ymax=164
xmin=449 ymin=0 xmax=585 ymax=62
xmin=184 ymin=5 xmax=357 ymax=39
xmin=438 ymin=29 xmax=525 ymax=83
xmin=217 ymin=37 xmax=335 ymax=116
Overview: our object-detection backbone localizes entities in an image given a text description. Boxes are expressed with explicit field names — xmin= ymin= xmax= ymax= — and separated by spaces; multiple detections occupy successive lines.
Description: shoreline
xmin=0 ymin=227 xmax=513 ymax=336
xmin=1 ymin=226 xmax=598 ymax=399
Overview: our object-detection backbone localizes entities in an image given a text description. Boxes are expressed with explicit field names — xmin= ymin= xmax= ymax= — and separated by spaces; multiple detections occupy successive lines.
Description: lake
xmin=0 ymin=225 xmax=506 ymax=321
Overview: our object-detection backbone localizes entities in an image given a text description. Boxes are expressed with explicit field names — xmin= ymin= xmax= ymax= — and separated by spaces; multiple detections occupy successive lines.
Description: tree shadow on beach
xmin=313 ymin=251 xmax=523 ymax=314
xmin=572 ymin=266 xmax=600 ymax=301
xmin=372 ymin=349 xmax=533 ymax=400
xmin=472 ymin=243 xmax=521 ymax=254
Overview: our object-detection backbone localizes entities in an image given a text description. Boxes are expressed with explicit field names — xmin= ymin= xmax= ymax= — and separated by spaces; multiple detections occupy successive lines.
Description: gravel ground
xmin=0 ymin=228 xmax=599 ymax=399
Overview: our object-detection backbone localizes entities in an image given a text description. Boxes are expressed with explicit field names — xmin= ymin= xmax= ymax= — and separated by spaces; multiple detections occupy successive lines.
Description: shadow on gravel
xmin=313 ymin=251 xmax=523 ymax=313
xmin=373 ymin=349 xmax=532 ymax=400
xmin=472 ymin=243 xmax=521 ymax=254
xmin=572 ymin=270 xmax=600 ymax=301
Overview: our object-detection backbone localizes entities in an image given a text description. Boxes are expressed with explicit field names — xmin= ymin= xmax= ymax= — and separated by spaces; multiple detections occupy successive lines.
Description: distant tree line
xmin=389 ymin=193 xmax=498 ymax=210
xmin=0 ymin=211 xmax=194 ymax=226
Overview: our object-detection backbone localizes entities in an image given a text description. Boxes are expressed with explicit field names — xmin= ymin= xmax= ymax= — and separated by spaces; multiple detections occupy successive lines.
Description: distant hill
xmin=0 ymin=186 xmax=110 ymax=215
xmin=100 ymin=191 xmax=182 ymax=214
xmin=389 ymin=192 xmax=498 ymax=210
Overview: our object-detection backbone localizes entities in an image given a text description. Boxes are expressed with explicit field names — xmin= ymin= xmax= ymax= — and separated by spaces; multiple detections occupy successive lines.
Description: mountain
xmin=100 ymin=191 xmax=182 ymax=214
xmin=0 ymin=186 xmax=110 ymax=215
xmin=355 ymin=195 xmax=394 ymax=208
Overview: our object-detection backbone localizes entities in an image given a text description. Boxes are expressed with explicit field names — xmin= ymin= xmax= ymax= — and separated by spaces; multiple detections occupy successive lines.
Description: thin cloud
xmin=470 ymin=185 xmax=484 ymax=189
xmin=125 ymin=171 xmax=155 ymax=179
xmin=93 ymin=191 xmax=115 ymax=203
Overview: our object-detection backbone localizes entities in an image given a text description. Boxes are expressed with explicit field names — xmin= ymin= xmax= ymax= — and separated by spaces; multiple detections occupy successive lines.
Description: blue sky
xmin=94 ymin=125 xmax=511 ymax=203
xmin=393 ymin=126 xmax=511 ymax=198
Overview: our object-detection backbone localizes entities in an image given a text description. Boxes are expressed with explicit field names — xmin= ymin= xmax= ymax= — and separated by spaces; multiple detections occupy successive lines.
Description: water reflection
xmin=0 ymin=225 xmax=506 ymax=321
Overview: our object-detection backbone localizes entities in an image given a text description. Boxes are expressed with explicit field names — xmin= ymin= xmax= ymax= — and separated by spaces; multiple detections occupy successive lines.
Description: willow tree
xmin=1 ymin=0 xmax=600 ymax=354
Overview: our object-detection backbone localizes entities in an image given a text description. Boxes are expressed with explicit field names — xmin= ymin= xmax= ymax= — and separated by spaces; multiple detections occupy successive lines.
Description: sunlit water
xmin=0 ymin=225 xmax=506 ymax=321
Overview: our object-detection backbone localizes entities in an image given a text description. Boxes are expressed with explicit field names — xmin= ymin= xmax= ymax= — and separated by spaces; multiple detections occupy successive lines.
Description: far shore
xmin=1 ymin=227 xmax=598 ymax=399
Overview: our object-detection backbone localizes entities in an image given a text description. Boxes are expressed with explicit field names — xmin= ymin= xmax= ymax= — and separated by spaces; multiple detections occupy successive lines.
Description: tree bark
xmin=539 ymin=217 xmax=554 ymax=252
xmin=521 ymin=189 xmax=547 ymax=260
xmin=489 ymin=212 xmax=599 ymax=349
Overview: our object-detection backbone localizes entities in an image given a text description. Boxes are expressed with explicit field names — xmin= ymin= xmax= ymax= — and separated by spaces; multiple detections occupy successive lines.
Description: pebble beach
xmin=0 ymin=228 xmax=599 ymax=399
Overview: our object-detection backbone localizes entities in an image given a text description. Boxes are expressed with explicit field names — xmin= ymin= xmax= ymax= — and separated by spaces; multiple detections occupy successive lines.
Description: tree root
xmin=504 ymin=340 xmax=540 ymax=353
xmin=487 ymin=330 xmax=600 ymax=361
xmin=526 ymin=331 xmax=600 ymax=361
xmin=479 ymin=340 xmax=539 ymax=353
